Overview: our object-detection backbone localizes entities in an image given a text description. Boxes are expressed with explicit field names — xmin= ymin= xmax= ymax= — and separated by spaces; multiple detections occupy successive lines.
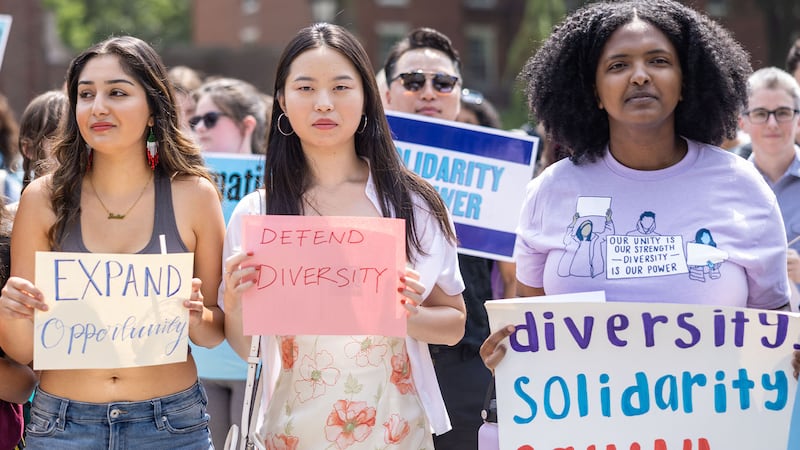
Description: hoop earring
xmin=357 ymin=115 xmax=368 ymax=134
xmin=277 ymin=113 xmax=294 ymax=136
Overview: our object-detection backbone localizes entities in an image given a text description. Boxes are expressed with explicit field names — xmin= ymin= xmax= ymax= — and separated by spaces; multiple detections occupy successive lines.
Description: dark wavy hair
xmin=49 ymin=35 xmax=215 ymax=249
xmin=787 ymin=38 xmax=800 ymax=75
xmin=18 ymin=90 xmax=67 ymax=191
xmin=460 ymin=91 xmax=502 ymax=129
xmin=521 ymin=0 xmax=751 ymax=164
xmin=383 ymin=27 xmax=462 ymax=86
xmin=0 ymin=94 xmax=20 ymax=172
xmin=265 ymin=23 xmax=455 ymax=260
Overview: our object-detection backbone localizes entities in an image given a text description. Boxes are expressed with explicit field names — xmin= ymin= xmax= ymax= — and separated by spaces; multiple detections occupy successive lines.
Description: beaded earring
xmin=146 ymin=126 xmax=158 ymax=169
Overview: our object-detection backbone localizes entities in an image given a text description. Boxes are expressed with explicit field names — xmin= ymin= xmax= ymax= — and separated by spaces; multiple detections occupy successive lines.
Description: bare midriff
xmin=38 ymin=354 xmax=198 ymax=402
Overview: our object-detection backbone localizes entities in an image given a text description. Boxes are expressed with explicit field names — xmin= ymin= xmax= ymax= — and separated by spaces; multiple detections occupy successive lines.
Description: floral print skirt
xmin=259 ymin=335 xmax=434 ymax=449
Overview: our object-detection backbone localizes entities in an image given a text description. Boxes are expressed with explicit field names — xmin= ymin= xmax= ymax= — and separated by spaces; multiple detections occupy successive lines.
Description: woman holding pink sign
xmin=220 ymin=23 xmax=466 ymax=449
xmin=0 ymin=36 xmax=225 ymax=449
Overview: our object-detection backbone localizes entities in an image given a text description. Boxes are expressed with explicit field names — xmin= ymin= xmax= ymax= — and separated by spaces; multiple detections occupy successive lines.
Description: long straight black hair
xmin=263 ymin=23 xmax=456 ymax=261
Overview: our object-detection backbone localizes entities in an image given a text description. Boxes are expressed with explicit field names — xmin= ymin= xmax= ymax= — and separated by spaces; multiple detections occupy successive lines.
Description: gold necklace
xmin=303 ymin=196 xmax=323 ymax=216
xmin=89 ymin=172 xmax=153 ymax=220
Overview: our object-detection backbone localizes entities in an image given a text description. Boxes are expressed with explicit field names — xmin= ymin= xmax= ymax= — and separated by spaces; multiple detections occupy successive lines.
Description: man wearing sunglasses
xmin=383 ymin=28 xmax=493 ymax=450
xmin=384 ymin=29 xmax=463 ymax=120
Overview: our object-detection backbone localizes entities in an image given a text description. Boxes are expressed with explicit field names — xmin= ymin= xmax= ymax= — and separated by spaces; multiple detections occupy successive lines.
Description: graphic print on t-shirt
xmin=559 ymin=197 xmax=728 ymax=281
xmin=557 ymin=196 xmax=615 ymax=278
xmin=685 ymin=228 xmax=729 ymax=282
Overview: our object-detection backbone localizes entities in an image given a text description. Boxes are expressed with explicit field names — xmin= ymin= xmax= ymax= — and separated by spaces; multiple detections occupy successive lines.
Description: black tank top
xmin=58 ymin=171 xmax=189 ymax=254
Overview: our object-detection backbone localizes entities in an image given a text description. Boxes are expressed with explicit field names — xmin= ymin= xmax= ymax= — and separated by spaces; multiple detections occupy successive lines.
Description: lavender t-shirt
xmin=515 ymin=138 xmax=790 ymax=309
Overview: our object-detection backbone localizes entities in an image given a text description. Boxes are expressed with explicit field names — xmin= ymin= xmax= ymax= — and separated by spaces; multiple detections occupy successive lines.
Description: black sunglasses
xmin=392 ymin=71 xmax=460 ymax=94
xmin=188 ymin=111 xmax=228 ymax=130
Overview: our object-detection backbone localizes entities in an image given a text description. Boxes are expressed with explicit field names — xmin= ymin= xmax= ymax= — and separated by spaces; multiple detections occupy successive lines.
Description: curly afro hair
xmin=520 ymin=0 xmax=751 ymax=164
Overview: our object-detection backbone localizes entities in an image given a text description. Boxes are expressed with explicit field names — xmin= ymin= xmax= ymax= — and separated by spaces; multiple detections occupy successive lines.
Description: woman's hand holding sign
xmin=221 ymin=250 xmax=257 ymax=359
xmin=222 ymin=251 xmax=257 ymax=310
xmin=398 ymin=268 xmax=423 ymax=316
xmin=401 ymin=268 xmax=466 ymax=346
xmin=184 ymin=278 xmax=207 ymax=329
xmin=480 ymin=325 xmax=515 ymax=373
xmin=0 ymin=276 xmax=47 ymax=320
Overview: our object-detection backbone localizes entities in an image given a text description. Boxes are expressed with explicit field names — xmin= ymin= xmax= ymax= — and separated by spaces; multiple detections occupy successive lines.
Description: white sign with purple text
xmin=486 ymin=296 xmax=800 ymax=450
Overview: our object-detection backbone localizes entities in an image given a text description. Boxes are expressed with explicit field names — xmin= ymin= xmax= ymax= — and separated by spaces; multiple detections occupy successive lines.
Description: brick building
xmin=0 ymin=0 xmax=70 ymax=120
xmin=189 ymin=0 xmax=527 ymax=106
xmin=188 ymin=0 xmax=796 ymax=111
xmin=0 ymin=0 xmax=796 ymax=120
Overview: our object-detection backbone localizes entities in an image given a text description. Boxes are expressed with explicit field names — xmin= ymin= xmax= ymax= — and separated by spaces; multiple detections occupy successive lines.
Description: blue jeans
xmin=25 ymin=382 xmax=213 ymax=450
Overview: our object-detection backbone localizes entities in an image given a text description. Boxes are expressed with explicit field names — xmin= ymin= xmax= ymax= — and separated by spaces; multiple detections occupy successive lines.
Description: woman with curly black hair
xmin=481 ymin=0 xmax=792 ymax=368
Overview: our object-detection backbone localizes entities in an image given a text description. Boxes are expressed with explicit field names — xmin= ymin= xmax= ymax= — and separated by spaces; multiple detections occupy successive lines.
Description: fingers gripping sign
xmin=480 ymin=324 xmax=515 ymax=373
xmin=398 ymin=267 xmax=424 ymax=316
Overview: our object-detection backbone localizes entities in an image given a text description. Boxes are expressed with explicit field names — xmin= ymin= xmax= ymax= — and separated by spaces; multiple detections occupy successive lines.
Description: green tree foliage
xmin=501 ymin=0 xmax=566 ymax=129
xmin=42 ymin=0 xmax=191 ymax=51
xmin=752 ymin=0 xmax=799 ymax=68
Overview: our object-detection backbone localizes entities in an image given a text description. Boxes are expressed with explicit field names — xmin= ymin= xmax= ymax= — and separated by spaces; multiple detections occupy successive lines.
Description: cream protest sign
xmin=486 ymin=296 xmax=800 ymax=450
xmin=241 ymin=215 xmax=407 ymax=336
xmin=33 ymin=251 xmax=194 ymax=370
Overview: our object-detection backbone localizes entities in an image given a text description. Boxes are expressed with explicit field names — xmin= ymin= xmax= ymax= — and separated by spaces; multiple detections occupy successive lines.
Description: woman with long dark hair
xmin=221 ymin=23 xmax=466 ymax=448
xmin=0 ymin=36 xmax=225 ymax=449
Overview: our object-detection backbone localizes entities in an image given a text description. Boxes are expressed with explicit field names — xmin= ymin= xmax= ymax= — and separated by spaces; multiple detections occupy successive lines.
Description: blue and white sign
xmin=203 ymin=152 xmax=264 ymax=222
xmin=0 ymin=15 xmax=11 ymax=71
xmin=387 ymin=111 xmax=538 ymax=261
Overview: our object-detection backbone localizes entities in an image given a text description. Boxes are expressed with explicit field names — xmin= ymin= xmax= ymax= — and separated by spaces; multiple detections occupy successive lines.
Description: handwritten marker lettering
xmin=505 ymin=308 xmax=792 ymax=423
xmin=256 ymin=265 xmax=387 ymax=294
xmin=509 ymin=310 xmax=789 ymax=353
xmin=34 ymin=251 xmax=194 ymax=370
xmin=40 ymin=314 xmax=188 ymax=356
xmin=54 ymin=258 xmax=182 ymax=300
xmin=259 ymin=228 xmax=365 ymax=247
xmin=513 ymin=437 xmax=711 ymax=450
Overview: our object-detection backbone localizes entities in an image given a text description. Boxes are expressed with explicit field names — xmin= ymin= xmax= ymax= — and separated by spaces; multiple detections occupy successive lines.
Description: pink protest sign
xmin=241 ymin=215 xmax=407 ymax=336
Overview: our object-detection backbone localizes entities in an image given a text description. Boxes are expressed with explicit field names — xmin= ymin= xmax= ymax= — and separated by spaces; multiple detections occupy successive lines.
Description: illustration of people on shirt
xmin=686 ymin=228 xmax=728 ymax=282
xmin=626 ymin=211 xmax=660 ymax=236
xmin=557 ymin=207 xmax=615 ymax=278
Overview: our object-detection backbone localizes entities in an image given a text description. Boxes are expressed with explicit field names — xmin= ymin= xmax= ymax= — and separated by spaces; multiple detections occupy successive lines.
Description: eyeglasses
xmin=743 ymin=107 xmax=799 ymax=124
xmin=188 ymin=111 xmax=229 ymax=130
xmin=461 ymin=88 xmax=484 ymax=105
xmin=391 ymin=71 xmax=460 ymax=94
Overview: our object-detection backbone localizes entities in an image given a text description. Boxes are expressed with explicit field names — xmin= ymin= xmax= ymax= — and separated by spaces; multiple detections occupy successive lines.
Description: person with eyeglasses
xmin=738 ymin=66 xmax=800 ymax=305
xmin=191 ymin=77 xmax=269 ymax=154
xmin=481 ymin=0 xmax=793 ymax=371
xmin=383 ymin=27 xmax=494 ymax=449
